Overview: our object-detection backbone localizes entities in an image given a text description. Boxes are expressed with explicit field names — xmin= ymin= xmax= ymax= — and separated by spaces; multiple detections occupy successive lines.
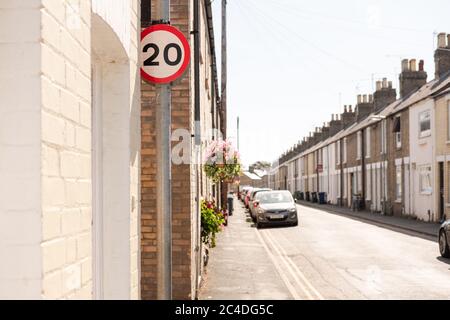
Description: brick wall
xmin=40 ymin=0 xmax=93 ymax=299
xmin=140 ymin=0 xmax=195 ymax=300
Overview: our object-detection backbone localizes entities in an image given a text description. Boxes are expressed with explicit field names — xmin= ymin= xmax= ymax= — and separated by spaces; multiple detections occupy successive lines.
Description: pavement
xmin=198 ymin=197 xmax=450 ymax=300
xmin=296 ymin=200 xmax=441 ymax=240
xmin=198 ymin=198 xmax=293 ymax=300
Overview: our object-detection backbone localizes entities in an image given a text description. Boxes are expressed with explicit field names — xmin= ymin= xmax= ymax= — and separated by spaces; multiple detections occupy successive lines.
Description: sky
xmin=211 ymin=0 xmax=450 ymax=168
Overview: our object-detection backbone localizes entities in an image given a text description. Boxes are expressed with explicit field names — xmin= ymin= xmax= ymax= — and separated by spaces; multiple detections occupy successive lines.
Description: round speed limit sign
xmin=141 ymin=24 xmax=191 ymax=84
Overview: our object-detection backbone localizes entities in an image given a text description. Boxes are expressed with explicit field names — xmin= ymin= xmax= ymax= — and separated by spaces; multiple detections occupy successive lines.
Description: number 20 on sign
xmin=141 ymin=24 xmax=191 ymax=84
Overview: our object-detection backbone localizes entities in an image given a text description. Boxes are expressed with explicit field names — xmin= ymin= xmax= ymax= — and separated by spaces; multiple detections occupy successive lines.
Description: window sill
xmin=420 ymin=191 xmax=432 ymax=196
xmin=395 ymin=199 xmax=402 ymax=203
xmin=418 ymin=139 xmax=427 ymax=145
xmin=419 ymin=133 xmax=431 ymax=139
xmin=446 ymin=141 xmax=450 ymax=145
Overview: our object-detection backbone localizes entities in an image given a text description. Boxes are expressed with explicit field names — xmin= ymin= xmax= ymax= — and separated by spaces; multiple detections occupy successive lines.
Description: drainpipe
xmin=194 ymin=0 xmax=200 ymax=145
xmin=193 ymin=0 xmax=201 ymax=299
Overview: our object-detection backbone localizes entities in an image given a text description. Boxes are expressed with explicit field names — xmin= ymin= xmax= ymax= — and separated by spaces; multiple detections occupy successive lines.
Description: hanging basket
xmin=203 ymin=140 xmax=241 ymax=183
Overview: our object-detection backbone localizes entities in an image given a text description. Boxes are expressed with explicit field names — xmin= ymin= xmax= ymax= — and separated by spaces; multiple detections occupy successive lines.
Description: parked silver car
xmin=249 ymin=188 xmax=272 ymax=221
xmin=439 ymin=219 xmax=450 ymax=258
xmin=253 ymin=190 xmax=298 ymax=228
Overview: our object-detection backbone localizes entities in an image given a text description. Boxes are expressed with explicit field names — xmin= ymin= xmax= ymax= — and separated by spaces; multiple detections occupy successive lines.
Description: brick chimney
xmin=399 ymin=58 xmax=427 ymax=98
xmin=373 ymin=78 xmax=396 ymax=113
xmin=341 ymin=105 xmax=355 ymax=128
xmin=321 ymin=122 xmax=330 ymax=139
xmin=312 ymin=127 xmax=323 ymax=143
xmin=329 ymin=114 xmax=343 ymax=136
xmin=355 ymin=94 xmax=374 ymax=121
xmin=435 ymin=33 xmax=450 ymax=79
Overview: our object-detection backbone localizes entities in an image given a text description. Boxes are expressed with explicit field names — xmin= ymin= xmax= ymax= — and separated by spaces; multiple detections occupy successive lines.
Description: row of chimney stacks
xmin=279 ymin=33 xmax=450 ymax=163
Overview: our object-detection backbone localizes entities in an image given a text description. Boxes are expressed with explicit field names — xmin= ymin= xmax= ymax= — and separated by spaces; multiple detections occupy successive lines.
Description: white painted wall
xmin=0 ymin=0 xmax=140 ymax=299
xmin=0 ymin=0 xmax=43 ymax=299
xmin=409 ymin=99 xmax=435 ymax=221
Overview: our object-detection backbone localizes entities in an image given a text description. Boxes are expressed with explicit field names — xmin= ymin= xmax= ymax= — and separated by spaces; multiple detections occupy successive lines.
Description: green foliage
xmin=204 ymin=162 xmax=242 ymax=183
xmin=203 ymin=140 xmax=242 ymax=183
xmin=201 ymin=200 xmax=225 ymax=248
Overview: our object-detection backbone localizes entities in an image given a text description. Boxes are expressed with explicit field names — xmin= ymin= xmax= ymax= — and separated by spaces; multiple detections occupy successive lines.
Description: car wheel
xmin=439 ymin=230 xmax=450 ymax=258
xmin=256 ymin=222 xmax=262 ymax=229
xmin=292 ymin=221 xmax=298 ymax=227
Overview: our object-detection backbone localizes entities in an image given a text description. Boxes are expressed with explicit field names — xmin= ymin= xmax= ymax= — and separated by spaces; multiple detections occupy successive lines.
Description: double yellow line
xmin=256 ymin=229 xmax=324 ymax=300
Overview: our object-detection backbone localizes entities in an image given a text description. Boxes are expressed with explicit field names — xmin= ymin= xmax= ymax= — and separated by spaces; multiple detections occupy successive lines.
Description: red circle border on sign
xmin=140 ymin=24 xmax=191 ymax=84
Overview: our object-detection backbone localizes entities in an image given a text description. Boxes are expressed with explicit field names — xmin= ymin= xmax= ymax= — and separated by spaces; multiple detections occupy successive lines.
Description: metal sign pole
xmin=154 ymin=0 xmax=172 ymax=300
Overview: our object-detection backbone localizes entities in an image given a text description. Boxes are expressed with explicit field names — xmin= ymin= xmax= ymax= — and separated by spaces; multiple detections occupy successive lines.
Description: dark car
xmin=253 ymin=190 xmax=298 ymax=228
xmin=439 ymin=219 xmax=450 ymax=258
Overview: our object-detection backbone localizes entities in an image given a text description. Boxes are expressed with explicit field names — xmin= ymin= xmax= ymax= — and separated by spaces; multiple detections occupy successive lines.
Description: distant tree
xmin=249 ymin=161 xmax=271 ymax=173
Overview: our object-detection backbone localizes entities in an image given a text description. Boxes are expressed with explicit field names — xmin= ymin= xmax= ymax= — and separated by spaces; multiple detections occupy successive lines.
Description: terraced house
xmin=0 ymin=0 xmax=141 ymax=299
xmin=271 ymin=33 xmax=450 ymax=223
xmin=0 ymin=0 xmax=224 ymax=301
xmin=140 ymin=0 xmax=223 ymax=300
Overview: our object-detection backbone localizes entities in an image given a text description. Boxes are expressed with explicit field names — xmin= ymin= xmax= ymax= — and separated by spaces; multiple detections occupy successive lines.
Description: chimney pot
xmin=438 ymin=33 xmax=447 ymax=48
xmin=376 ymin=81 xmax=382 ymax=91
xmin=344 ymin=105 xmax=347 ymax=112
xmin=409 ymin=59 xmax=417 ymax=71
xmin=382 ymin=78 xmax=388 ymax=88
xmin=349 ymin=105 xmax=353 ymax=112
xmin=401 ymin=59 xmax=409 ymax=71
xmin=363 ymin=94 xmax=368 ymax=103
xmin=419 ymin=59 xmax=424 ymax=71
xmin=331 ymin=114 xmax=335 ymax=121
xmin=447 ymin=34 xmax=450 ymax=48
xmin=369 ymin=94 xmax=373 ymax=102
xmin=357 ymin=95 xmax=362 ymax=104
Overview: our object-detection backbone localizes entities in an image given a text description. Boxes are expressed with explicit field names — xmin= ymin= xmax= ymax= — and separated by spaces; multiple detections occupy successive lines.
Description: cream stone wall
xmin=0 ymin=0 xmax=140 ymax=299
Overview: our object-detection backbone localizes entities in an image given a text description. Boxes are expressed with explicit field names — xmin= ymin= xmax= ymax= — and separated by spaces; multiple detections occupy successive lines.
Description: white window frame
xmin=395 ymin=132 xmax=401 ymax=149
xmin=336 ymin=141 xmax=341 ymax=165
xmin=380 ymin=120 xmax=387 ymax=154
xmin=419 ymin=165 xmax=432 ymax=195
xmin=343 ymin=138 xmax=347 ymax=164
xmin=356 ymin=132 xmax=362 ymax=160
xmin=419 ymin=110 xmax=431 ymax=138
xmin=365 ymin=127 xmax=371 ymax=158
xmin=395 ymin=165 xmax=402 ymax=202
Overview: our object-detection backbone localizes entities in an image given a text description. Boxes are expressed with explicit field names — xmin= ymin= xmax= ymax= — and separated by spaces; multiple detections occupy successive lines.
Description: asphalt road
xmin=199 ymin=201 xmax=450 ymax=300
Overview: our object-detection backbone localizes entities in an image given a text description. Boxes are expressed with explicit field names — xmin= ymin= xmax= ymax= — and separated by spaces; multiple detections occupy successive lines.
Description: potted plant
xmin=200 ymin=200 xmax=225 ymax=248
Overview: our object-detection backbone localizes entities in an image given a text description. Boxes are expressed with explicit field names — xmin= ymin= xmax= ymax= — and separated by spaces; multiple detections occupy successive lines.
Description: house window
xmin=336 ymin=141 xmax=341 ymax=165
xmin=380 ymin=120 xmax=387 ymax=154
xmin=343 ymin=138 xmax=347 ymax=163
xmin=419 ymin=165 xmax=432 ymax=194
xmin=419 ymin=110 xmax=431 ymax=138
xmin=395 ymin=165 xmax=402 ymax=201
xmin=366 ymin=127 xmax=371 ymax=158
xmin=357 ymin=132 xmax=362 ymax=160
xmin=393 ymin=116 xmax=401 ymax=149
